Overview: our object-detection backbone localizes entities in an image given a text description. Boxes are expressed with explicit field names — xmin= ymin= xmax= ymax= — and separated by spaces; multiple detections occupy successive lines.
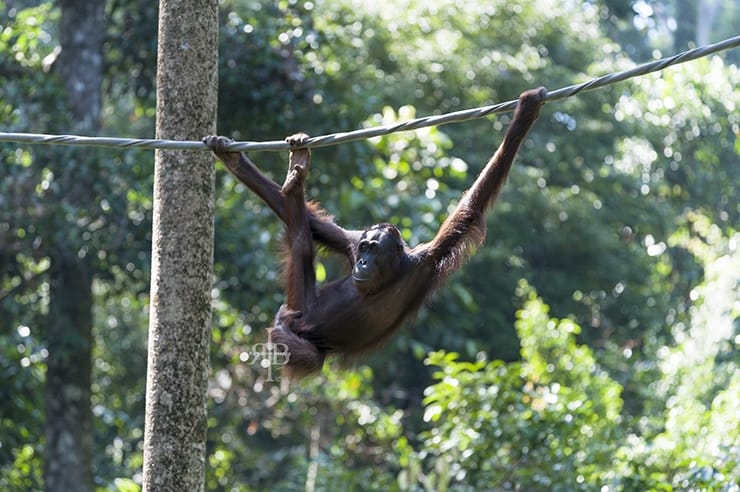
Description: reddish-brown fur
xmin=205 ymin=87 xmax=547 ymax=380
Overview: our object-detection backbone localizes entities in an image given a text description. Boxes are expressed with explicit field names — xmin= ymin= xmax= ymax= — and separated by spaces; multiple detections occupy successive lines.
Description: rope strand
xmin=1 ymin=35 xmax=738 ymax=153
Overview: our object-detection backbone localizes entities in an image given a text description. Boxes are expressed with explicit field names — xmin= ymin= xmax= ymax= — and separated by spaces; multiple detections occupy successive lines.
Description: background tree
xmin=0 ymin=0 xmax=153 ymax=488
xmin=0 ymin=0 xmax=107 ymax=490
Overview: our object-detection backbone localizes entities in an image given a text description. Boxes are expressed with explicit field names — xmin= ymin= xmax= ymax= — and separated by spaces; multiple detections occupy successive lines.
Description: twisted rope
xmin=1 ymin=35 xmax=738 ymax=152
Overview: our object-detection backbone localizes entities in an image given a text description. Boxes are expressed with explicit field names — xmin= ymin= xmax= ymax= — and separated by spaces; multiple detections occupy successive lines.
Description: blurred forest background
xmin=1 ymin=0 xmax=738 ymax=490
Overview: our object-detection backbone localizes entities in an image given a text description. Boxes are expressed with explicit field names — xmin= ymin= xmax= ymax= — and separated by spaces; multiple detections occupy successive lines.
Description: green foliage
xmin=411 ymin=283 xmax=623 ymax=490
xmin=0 ymin=327 xmax=45 ymax=491
xmin=205 ymin=365 xmax=405 ymax=491
xmin=1 ymin=0 xmax=739 ymax=489
xmin=614 ymin=226 xmax=739 ymax=491
xmin=90 ymin=276 xmax=150 ymax=486
xmin=0 ymin=3 xmax=59 ymax=486
xmin=406 ymin=235 xmax=739 ymax=491
xmin=0 ymin=2 xmax=58 ymax=69
xmin=1 ymin=2 xmax=153 ymax=488
xmin=627 ymin=58 xmax=739 ymax=225
xmin=359 ymin=106 xmax=462 ymax=247
xmin=105 ymin=0 xmax=158 ymax=106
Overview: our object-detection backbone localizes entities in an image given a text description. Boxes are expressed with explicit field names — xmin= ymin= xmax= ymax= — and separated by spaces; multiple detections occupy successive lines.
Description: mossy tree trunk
xmin=142 ymin=0 xmax=218 ymax=490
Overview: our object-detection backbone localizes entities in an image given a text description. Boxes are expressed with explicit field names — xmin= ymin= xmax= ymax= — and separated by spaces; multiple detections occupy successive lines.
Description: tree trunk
xmin=57 ymin=0 xmax=103 ymax=129
xmin=696 ymin=0 xmax=720 ymax=46
xmin=141 ymin=0 xmax=218 ymax=490
xmin=43 ymin=1 xmax=103 ymax=491
xmin=44 ymin=256 xmax=94 ymax=492
xmin=673 ymin=0 xmax=698 ymax=49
